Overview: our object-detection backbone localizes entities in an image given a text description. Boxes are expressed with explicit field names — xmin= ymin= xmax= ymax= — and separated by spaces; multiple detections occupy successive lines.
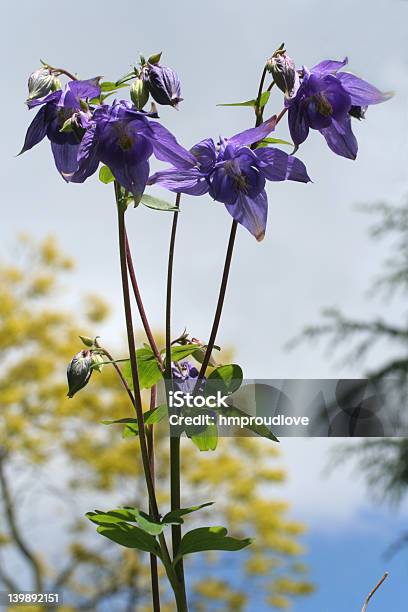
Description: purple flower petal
xmin=305 ymin=74 xmax=351 ymax=129
xmin=110 ymin=158 xmax=150 ymax=199
xmin=209 ymin=150 xmax=265 ymax=205
xmin=148 ymin=121 xmax=196 ymax=169
xmin=19 ymin=105 xmax=49 ymax=154
xmin=62 ymin=78 xmax=101 ymax=108
xmin=255 ymin=148 xmax=311 ymax=183
xmin=225 ymin=189 xmax=268 ymax=242
xmin=190 ymin=138 xmax=217 ymax=172
xmin=337 ymin=72 xmax=392 ymax=106
xmin=228 ymin=116 xmax=277 ymax=148
xmin=51 ymin=141 xmax=81 ymax=179
xmin=320 ymin=116 xmax=358 ymax=160
xmin=311 ymin=58 xmax=348 ymax=76
xmin=288 ymin=105 xmax=310 ymax=146
xmin=26 ymin=90 xmax=61 ymax=109
xmin=63 ymin=124 xmax=100 ymax=183
xmin=148 ymin=167 xmax=209 ymax=195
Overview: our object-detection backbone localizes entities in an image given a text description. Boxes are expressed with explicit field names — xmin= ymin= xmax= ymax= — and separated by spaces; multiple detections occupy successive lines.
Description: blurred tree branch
xmin=0 ymin=451 xmax=43 ymax=591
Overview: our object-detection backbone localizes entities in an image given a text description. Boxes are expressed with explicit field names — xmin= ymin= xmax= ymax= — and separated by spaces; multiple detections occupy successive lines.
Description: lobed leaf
xmin=141 ymin=194 xmax=179 ymax=212
xmin=175 ymin=526 xmax=252 ymax=562
xmin=96 ymin=522 xmax=161 ymax=556
xmin=123 ymin=348 xmax=163 ymax=390
xmin=162 ymin=502 xmax=214 ymax=525
xmin=206 ymin=364 xmax=243 ymax=396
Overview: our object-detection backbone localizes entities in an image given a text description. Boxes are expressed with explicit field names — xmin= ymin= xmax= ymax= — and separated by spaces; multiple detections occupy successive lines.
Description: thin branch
xmin=0 ymin=562 xmax=19 ymax=592
xmin=0 ymin=455 xmax=43 ymax=591
xmin=361 ymin=572 xmax=389 ymax=611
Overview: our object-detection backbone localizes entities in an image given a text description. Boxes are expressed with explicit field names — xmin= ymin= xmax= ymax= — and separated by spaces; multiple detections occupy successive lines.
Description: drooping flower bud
xmin=267 ymin=53 xmax=297 ymax=97
xmin=67 ymin=350 xmax=93 ymax=398
xmin=144 ymin=63 xmax=183 ymax=108
xmin=130 ymin=77 xmax=149 ymax=110
xmin=27 ymin=68 xmax=61 ymax=102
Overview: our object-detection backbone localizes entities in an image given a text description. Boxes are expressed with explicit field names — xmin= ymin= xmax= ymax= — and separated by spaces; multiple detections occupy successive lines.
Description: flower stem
xmin=102 ymin=348 xmax=161 ymax=611
xmin=125 ymin=230 xmax=164 ymax=369
xmin=195 ymin=220 xmax=238 ymax=385
xmin=42 ymin=62 xmax=78 ymax=81
xmin=116 ymin=197 xmax=159 ymax=518
xmin=255 ymin=66 xmax=268 ymax=125
xmin=195 ymin=68 xmax=287 ymax=383
xmin=165 ymin=193 xmax=188 ymax=609
xmin=115 ymin=184 xmax=185 ymax=611
xmin=147 ymin=385 xmax=160 ymax=612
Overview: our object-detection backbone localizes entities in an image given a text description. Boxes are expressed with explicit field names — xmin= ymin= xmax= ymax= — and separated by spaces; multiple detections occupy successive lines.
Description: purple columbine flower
xmin=172 ymin=360 xmax=201 ymax=396
xmin=19 ymin=78 xmax=101 ymax=176
xmin=285 ymin=58 xmax=391 ymax=159
xmin=149 ymin=117 xmax=311 ymax=241
xmin=64 ymin=100 xmax=195 ymax=200
xmin=144 ymin=63 xmax=183 ymax=108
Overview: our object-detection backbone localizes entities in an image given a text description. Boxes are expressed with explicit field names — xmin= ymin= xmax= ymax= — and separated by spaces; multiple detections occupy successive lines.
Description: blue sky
xmin=1 ymin=0 xmax=408 ymax=609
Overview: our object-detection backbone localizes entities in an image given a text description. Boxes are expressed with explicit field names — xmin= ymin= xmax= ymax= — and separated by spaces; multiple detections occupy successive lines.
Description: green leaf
xmin=162 ymin=502 xmax=214 ymax=525
xmin=123 ymin=348 xmax=162 ymax=390
xmin=100 ymin=81 xmax=129 ymax=92
xmin=129 ymin=509 xmax=164 ymax=535
xmin=256 ymin=137 xmax=293 ymax=148
xmin=192 ymin=347 xmax=219 ymax=367
xmin=145 ymin=404 xmax=168 ymax=425
xmin=175 ymin=526 xmax=252 ymax=562
xmin=104 ymin=405 xmax=168 ymax=437
xmin=79 ymin=335 xmax=94 ymax=347
xmin=123 ymin=423 xmax=139 ymax=438
xmin=221 ymin=404 xmax=279 ymax=442
xmin=86 ymin=509 xmax=137 ymax=526
xmin=101 ymin=417 xmax=138 ymax=425
xmin=141 ymin=194 xmax=178 ymax=212
xmin=99 ymin=165 xmax=115 ymax=184
xmin=217 ymin=91 xmax=270 ymax=108
xmin=96 ymin=523 xmax=161 ymax=556
xmin=190 ymin=423 xmax=218 ymax=451
xmin=207 ymin=364 xmax=243 ymax=396
xmin=88 ymin=508 xmax=164 ymax=537
xmin=166 ymin=344 xmax=202 ymax=363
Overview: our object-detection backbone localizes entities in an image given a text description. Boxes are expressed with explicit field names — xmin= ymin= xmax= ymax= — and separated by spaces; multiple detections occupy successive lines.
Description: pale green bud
xmin=130 ymin=77 xmax=149 ymax=110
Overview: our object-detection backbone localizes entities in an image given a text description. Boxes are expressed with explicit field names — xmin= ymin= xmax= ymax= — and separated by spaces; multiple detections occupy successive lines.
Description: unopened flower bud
xmin=267 ymin=53 xmax=297 ymax=97
xmin=67 ymin=350 xmax=93 ymax=398
xmin=130 ymin=77 xmax=149 ymax=110
xmin=27 ymin=68 xmax=61 ymax=102
xmin=144 ymin=63 xmax=183 ymax=108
